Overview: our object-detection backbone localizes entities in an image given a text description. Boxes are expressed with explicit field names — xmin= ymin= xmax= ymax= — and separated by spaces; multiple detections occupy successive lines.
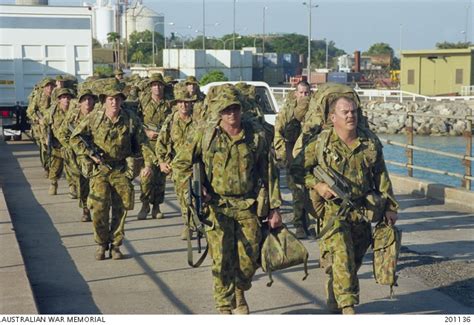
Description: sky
xmin=1 ymin=0 xmax=473 ymax=55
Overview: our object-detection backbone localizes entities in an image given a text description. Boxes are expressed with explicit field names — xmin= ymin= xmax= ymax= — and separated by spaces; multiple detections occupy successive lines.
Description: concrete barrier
xmin=0 ymin=187 xmax=37 ymax=314
xmin=391 ymin=173 xmax=474 ymax=212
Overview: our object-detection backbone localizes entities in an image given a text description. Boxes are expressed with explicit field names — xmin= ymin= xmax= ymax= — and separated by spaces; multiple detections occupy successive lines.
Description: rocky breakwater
xmin=361 ymin=101 xmax=474 ymax=136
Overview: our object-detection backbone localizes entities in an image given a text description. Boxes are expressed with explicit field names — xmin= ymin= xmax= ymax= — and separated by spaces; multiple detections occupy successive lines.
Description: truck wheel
xmin=3 ymin=135 xmax=12 ymax=141
xmin=13 ymin=134 xmax=22 ymax=141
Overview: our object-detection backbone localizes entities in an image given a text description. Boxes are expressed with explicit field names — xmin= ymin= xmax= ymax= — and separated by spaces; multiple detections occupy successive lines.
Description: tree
xmin=94 ymin=65 xmax=113 ymax=77
xmin=107 ymin=32 xmax=121 ymax=68
xmin=131 ymin=50 xmax=145 ymax=64
xmin=436 ymin=41 xmax=471 ymax=49
xmin=363 ymin=42 xmax=394 ymax=56
xmin=200 ymin=70 xmax=228 ymax=85
xmin=128 ymin=30 xmax=164 ymax=65
xmin=92 ymin=38 xmax=102 ymax=49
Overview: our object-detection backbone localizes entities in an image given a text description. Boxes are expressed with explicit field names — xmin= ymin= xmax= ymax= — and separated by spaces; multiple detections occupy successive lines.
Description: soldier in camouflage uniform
xmin=173 ymin=88 xmax=283 ymax=314
xmin=185 ymin=76 xmax=206 ymax=121
xmin=56 ymin=88 xmax=97 ymax=222
xmin=290 ymin=95 xmax=399 ymax=314
xmin=155 ymin=83 xmax=197 ymax=240
xmin=274 ymin=81 xmax=311 ymax=239
xmin=70 ymin=79 xmax=155 ymax=260
xmin=45 ymin=88 xmax=76 ymax=196
xmin=26 ymin=77 xmax=56 ymax=177
xmin=114 ymin=68 xmax=124 ymax=82
xmin=137 ymin=73 xmax=172 ymax=220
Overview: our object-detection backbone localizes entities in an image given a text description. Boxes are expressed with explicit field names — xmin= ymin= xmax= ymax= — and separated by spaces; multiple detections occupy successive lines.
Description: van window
xmin=255 ymin=87 xmax=276 ymax=114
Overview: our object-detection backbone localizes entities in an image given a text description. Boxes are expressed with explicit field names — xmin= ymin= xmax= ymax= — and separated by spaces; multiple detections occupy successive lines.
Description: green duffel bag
xmin=372 ymin=222 xmax=402 ymax=297
xmin=260 ymin=223 xmax=309 ymax=287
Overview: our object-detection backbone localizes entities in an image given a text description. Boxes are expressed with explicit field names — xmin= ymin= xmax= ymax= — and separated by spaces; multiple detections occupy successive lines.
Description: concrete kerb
xmin=391 ymin=173 xmax=474 ymax=212
xmin=0 ymin=186 xmax=38 ymax=314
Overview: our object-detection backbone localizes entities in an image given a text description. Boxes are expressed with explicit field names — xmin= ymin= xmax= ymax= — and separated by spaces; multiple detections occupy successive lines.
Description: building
xmin=401 ymin=47 xmax=474 ymax=96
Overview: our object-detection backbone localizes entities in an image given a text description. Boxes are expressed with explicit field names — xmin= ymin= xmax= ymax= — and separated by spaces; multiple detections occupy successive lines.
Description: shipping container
xmin=263 ymin=67 xmax=284 ymax=85
xmin=327 ymin=72 xmax=361 ymax=84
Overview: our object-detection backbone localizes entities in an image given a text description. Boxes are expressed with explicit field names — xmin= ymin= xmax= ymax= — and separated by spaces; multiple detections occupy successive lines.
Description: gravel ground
xmin=398 ymin=246 xmax=474 ymax=308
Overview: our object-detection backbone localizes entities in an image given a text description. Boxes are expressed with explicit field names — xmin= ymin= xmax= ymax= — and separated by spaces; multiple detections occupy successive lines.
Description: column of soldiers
xmin=26 ymin=72 xmax=398 ymax=315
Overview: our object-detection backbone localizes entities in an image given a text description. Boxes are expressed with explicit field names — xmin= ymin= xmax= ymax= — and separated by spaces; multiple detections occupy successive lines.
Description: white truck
xmin=0 ymin=4 xmax=93 ymax=140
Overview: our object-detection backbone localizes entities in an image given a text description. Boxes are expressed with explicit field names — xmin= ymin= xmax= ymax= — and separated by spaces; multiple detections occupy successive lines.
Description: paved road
xmin=0 ymin=139 xmax=472 ymax=314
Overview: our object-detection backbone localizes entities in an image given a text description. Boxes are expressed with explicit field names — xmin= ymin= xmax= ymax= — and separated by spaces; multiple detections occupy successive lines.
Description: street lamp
xmin=152 ymin=21 xmax=174 ymax=66
xmin=324 ymin=38 xmax=328 ymax=69
xmin=233 ymin=0 xmax=236 ymax=50
xmin=263 ymin=6 xmax=268 ymax=54
xmin=302 ymin=1 xmax=318 ymax=84
xmin=202 ymin=0 xmax=206 ymax=50
xmin=224 ymin=36 xmax=241 ymax=50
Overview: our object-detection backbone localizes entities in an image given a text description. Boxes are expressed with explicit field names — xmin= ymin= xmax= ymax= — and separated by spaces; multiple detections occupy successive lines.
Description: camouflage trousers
xmin=78 ymin=174 xmax=90 ymax=208
xmin=140 ymin=164 xmax=166 ymax=206
xmin=320 ymin=217 xmax=372 ymax=308
xmin=286 ymin=170 xmax=306 ymax=228
xmin=48 ymin=147 xmax=75 ymax=187
xmin=87 ymin=167 xmax=134 ymax=247
xmin=206 ymin=203 xmax=261 ymax=311
xmin=171 ymin=170 xmax=190 ymax=224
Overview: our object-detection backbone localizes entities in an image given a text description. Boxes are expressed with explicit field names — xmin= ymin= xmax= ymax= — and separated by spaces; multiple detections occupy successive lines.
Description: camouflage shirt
xmin=47 ymin=104 xmax=69 ymax=149
xmin=26 ymin=91 xmax=51 ymax=123
xmin=56 ymin=106 xmax=91 ymax=149
xmin=291 ymin=127 xmax=399 ymax=216
xmin=139 ymin=93 xmax=172 ymax=136
xmin=173 ymin=120 xmax=282 ymax=209
xmin=70 ymin=107 xmax=155 ymax=167
xmin=155 ymin=111 xmax=196 ymax=164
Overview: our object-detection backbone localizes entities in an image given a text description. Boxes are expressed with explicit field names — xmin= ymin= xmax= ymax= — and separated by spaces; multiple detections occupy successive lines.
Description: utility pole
xmin=263 ymin=6 xmax=268 ymax=54
xmin=202 ymin=0 xmax=206 ymax=50
xmin=303 ymin=1 xmax=318 ymax=84
xmin=325 ymin=38 xmax=328 ymax=69
xmin=233 ymin=0 xmax=236 ymax=50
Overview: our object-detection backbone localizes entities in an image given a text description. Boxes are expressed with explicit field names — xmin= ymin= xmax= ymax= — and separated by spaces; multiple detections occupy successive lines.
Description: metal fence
xmin=376 ymin=108 xmax=473 ymax=191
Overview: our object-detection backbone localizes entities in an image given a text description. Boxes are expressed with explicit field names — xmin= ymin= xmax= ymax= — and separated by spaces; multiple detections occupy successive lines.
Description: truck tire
xmin=3 ymin=135 xmax=12 ymax=141
xmin=13 ymin=134 xmax=22 ymax=141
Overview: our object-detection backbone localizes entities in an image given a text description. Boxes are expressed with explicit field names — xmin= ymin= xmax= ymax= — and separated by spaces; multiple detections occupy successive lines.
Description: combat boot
xmin=69 ymin=185 xmax=78 ymax=199
xmin=342 ymin=306 xmax=355 ymax=315
xmin=294 ymin=225 xmax=307 ymax=239
xmin=217 ymin=308 xmax=232 ymax=315
xmin=110 ymin=245 xmax=123 ymax=260
xmin=151 ymin=204 xmax=164 ymax=219
xmin=137 ymin=201 xmax=150 ymax=220
xmin=232 ymin=288 xmax=249 ymax=314
xmin=81 ymin=208 xmax=91 ymax=222
xmin=95 ymin=245 xmax=108 ymax=261
xmin=48 ymin=181 xmax=57 ymax=195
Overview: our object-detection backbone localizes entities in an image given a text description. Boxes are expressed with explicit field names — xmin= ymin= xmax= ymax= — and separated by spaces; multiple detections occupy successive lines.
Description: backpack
xmin=372 ymin=222 xmax=402 ymax=298
xmin=260 ymin=223 xmax=309 ymax=287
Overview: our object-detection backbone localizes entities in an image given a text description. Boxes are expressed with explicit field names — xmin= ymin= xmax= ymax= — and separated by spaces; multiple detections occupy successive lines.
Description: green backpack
xmin=260 ymin=224 xmax=309 ymax=287
xmin=372 ymin=222 xmax=402 ymax=297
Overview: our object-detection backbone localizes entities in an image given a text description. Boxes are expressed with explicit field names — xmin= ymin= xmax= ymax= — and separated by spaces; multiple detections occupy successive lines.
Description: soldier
xmin=274 ymin=81 xmax=311 ymax=239
xmin=26 ymin=77 xmax=56 ymax=177
xmin=137 ymin=73 xmax=172 ymax=220
xmin=70 ymin=79 xmax=155 ymax=260
xmin=163 ymin=75 xmax=176 ymax=101
xmin=45 ymin=88 xmax=76 ymax=196
xmin=114 ymin=68 xmax=124 ymax=82
xmin=173 ymin=88 xmax=283 ymax=314
xmin=290 ymin=95 xmax=399 ymax=314
xmin=56 ymin=88 xmax=97 ymax=221
xmin=155 ymin=83 xmax=197 ymax=240
xmin=184 ymin=76 xmax=206 ymax=121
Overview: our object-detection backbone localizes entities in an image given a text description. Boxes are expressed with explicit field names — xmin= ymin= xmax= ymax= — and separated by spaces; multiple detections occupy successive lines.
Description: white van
xmin=199 ymin=81 xmax=280 ymax=125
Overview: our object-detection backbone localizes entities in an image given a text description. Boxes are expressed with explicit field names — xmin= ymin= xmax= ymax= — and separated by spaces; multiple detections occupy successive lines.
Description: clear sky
xmin=2 ymin=0 xmax=473 ymax=55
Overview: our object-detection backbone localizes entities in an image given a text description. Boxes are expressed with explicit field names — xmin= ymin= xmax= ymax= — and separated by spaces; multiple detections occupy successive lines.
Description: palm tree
xmin=131 ymin=50 xmax=144 ymax=64
xmin=107 ymin=32 xmax=121 ymax=69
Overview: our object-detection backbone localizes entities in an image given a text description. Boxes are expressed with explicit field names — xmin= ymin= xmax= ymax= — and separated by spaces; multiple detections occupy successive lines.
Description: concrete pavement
xmin=0 ymin=138 xmax=472 ymax=314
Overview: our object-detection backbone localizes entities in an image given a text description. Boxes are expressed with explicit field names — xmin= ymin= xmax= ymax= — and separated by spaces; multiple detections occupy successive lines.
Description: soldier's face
xmin=330 ymin=98 xmax=358 ymax=132
xmin=220 ymin=104 xmax=241 ymax=128
xmin=43 ymin=83 xmax=55 ymax=97
xmin=104 ymin=95 xmax=123 ymax=112
xmin=151 ymin=82 xmax=164 ymax=97
xmin=116 ymin=74 xmax=123 ymax=80
xmin=186 ymin=83 xmax=196 ymax=95
xmin=80 ymin=95 xmax=95 ymax=113
xmin=295 ymin=84 xmax=310 ymax=100
xmin=58 ymin=95 xmax=71 ymax=110
xmin=177 ymin=101 xmax=192 ymax=115
xmin=56 ymin=80 xmax=65 ymax=88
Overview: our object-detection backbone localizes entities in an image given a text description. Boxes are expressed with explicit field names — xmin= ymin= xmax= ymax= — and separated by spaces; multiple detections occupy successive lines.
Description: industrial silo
xmin=95 ymin=0 xmax=115 ymax=45
xmin=15 ymin=0 xmax=48 ymax=4
xmin=126 ymin=3 xmax=164 ymax=40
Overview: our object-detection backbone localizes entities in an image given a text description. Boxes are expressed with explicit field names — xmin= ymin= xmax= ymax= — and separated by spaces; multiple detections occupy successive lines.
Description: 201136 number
xmin=445 ymin=316 xmax=471 ymax=323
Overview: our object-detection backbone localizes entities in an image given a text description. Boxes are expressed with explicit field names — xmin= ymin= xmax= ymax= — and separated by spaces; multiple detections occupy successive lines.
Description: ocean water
xmin=380 ymin=134 xmax=473 ymax=190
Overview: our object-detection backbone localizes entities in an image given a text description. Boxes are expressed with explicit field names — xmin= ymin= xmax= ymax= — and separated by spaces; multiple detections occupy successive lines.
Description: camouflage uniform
xmin=155 ymin=85 xmax=197 ymax=236
xmin=274 ymin=92 xmax=310 ymax=237
xmin=56 ymin=89 xmax=97 ymax=221
xmin=173 ymin=89 xmax=282 ymax=314
xmin=291 ymin=126 xmax=399 ymax=311
xmin=45 ymin=88 xmax=76 ymax=195
xmin=184 ymin=76 xmax=206 ymax=122
xmin=70 ymin=79 xmax=155 ymax=259
xmin=137 ymin=73 xmax=172 ymax=219
xmin=26 ymin=77 xmax=56 ymax=174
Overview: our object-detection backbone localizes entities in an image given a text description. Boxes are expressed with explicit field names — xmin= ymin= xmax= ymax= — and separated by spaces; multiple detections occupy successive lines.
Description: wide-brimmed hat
xmin=39 ymin=77 xmax=56 ymax=88
xmin=96 ymin=78 xmax=126 ymax=100
xmin=185 ymin=76 xmax=199 ymax=85
xmin=214 ymin=88 xmax=241 ymax=113
xmin=56 ymin=75 xmax=67 ymax=82
xmin=173 ymin=84 xmax=197 ymax=102
xmin=114 ymin=68 xmax=124 ymax=76
xmin=147 ymin=73 xmax=166 ymax=86
xmin=55 ymin=88 xmax=75 ymax=99
xmin=77 ymin=88 xmax=98 ymax=102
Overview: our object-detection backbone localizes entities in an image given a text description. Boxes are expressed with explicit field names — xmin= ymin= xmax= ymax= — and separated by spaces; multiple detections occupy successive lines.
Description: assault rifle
xmin=186 ymin=163 xmax=211 ymax=267
xmin=313 ymin=165 xmax=364 ymax=238
xmin=67 ymin=124 xmax=112 ymax=170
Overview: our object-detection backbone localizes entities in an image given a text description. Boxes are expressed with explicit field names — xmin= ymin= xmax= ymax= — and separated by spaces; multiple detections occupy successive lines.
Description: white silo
xmin=126 ymin=3 xmax=164 ymax=40
xmin=16 ymin=0 xmax=48 ymax=4
xmin=95 ymin=0 xmax=115 ymax=45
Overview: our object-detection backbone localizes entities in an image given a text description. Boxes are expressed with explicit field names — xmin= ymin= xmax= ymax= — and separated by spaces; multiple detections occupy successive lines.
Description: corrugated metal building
xmin=401 ymin=47 xmax=474 ymax=96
